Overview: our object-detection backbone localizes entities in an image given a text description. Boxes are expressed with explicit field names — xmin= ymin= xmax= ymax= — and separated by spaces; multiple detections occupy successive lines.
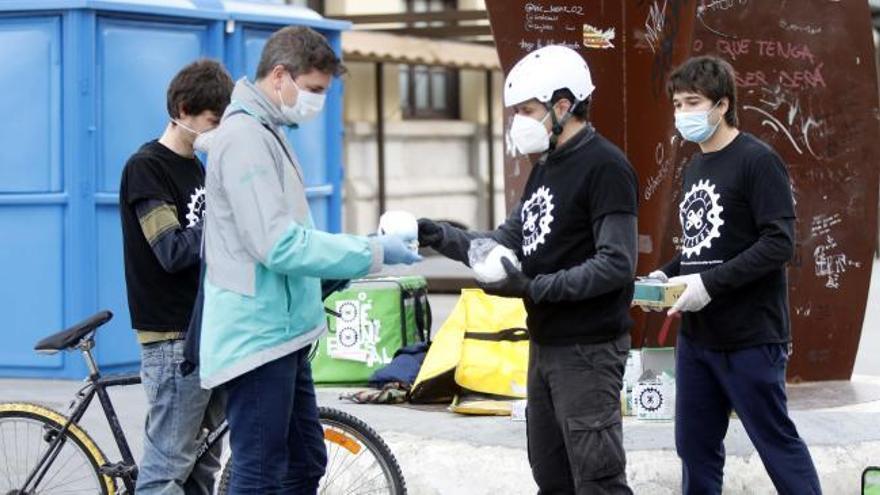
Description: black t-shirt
xmin=673 ymin=132 xmax=795 ymax=349
xmin=119 ymin=141 xmax=205 ymax=331
xmin=519 ymin=128 xmax=639 ymax=345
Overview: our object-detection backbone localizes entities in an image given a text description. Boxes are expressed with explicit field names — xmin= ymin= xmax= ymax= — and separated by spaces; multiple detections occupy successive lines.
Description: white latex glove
xmin=668 ymin=274 xmax=711 ymax=316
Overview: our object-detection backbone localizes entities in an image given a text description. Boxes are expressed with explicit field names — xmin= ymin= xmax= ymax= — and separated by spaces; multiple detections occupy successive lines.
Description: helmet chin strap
xmin=545 ymin=101 xmax=577 ymax=153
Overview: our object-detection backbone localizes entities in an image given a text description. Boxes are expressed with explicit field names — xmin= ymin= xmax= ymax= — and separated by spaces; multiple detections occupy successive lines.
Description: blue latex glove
xmin=378 ymin=235 xmax=422 ymax=265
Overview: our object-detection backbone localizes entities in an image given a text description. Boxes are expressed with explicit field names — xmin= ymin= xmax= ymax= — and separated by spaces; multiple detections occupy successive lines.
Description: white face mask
xmin=509 ymin=111 xmax=551 ymax=155
xmin=174 ymin=120 xmax=216 ymax=153
xmin=193 ymin=129 xmax=218 ymax=154
xmin=277 ymin=75 xmax=326 ymax=126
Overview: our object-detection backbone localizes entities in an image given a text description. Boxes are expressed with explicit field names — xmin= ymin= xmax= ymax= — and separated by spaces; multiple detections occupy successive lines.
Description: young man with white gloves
xmin=198 ymin=27 xmax=420 ymax=493
xmin=419 ymin=45 xmax=638 ymax=494
xmin=643 ymin=56 xmax=821 ymax=495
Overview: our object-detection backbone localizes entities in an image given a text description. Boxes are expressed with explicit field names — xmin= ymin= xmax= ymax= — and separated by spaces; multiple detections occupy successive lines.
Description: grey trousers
xmin=527 ymin=332 xmax=633 ymax=495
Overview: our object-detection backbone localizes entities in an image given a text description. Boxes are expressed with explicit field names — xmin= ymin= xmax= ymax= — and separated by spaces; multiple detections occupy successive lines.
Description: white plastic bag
xmin=468 ymin=238 xmax=521 ymax=284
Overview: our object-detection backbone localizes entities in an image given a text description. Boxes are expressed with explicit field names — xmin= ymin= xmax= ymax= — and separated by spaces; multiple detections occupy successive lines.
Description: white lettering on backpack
xmin=329 ymin=293 xmax=391 ymax=367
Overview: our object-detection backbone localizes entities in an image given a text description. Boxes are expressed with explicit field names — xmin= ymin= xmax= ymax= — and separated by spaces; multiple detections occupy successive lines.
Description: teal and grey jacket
xmin=199 ymin=78 xmax=382 ymax=389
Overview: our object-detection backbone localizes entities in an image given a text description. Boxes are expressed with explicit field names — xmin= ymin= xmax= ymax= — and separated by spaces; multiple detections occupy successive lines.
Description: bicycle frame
xmin=19 ymin=336 xmax=228 ymax=494
xmin=20 ymin=302 xmax=340 ymax=494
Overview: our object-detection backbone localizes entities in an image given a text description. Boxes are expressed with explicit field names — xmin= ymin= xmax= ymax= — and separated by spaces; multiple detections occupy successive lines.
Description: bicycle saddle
xmin=34 ymin=310 xmax=113 ymax=353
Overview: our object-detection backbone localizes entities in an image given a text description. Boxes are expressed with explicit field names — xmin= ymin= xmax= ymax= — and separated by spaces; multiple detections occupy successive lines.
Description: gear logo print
xmin=185 ymin=186 xmax=206 ymax=228
xmin=328 ymin=295 xmax=392 ymax=367
xmin=638 ymin=386 xmax=664 ymax=412
xmin=338 ymin=301 xmax=358 ymax=323
xmin=521 ymin=186 xmax=555 ymax=256
xmin=679 ymin=179 xmax=724 ymax=258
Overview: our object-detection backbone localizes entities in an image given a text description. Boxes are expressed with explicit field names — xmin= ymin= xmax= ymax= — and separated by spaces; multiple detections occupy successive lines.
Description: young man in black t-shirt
xmin=119 ymin=60 xmax=232 ymax=495
xmin=643 ymin=56 xmax=821 ymax=494
xmin=419 ymin=46 xmax=637 ymax=494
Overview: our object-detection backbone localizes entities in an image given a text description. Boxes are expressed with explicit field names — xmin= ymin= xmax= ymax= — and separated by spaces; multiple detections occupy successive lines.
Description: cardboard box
xmin=632 ymin=279 xmax=686 ymax=308
xmin=623 ymin=347 xmax=676 ymax=421
xmin=642 ymin=347 xmax=675 ymax=375
xmin=634 ymin=371 xmax=676 ymax=421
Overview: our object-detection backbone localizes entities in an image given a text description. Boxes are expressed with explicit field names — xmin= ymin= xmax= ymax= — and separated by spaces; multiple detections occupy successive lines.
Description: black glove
xmin=478 ymin=258 xmax=532 ymax=299
xmin=417 ymin=218 xmax=444 ymax=248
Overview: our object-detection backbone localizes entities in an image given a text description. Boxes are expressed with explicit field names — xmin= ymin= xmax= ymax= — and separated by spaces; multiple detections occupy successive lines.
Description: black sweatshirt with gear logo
xmin=662 ymin=132 xmax=796 ymax=350
xmin=518 ymin=128 xmax=639 ymax=345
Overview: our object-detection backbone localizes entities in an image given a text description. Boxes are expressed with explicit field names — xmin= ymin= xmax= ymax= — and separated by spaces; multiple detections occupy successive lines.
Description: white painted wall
xmin=327 ymin=1 xmax=507 ymax=234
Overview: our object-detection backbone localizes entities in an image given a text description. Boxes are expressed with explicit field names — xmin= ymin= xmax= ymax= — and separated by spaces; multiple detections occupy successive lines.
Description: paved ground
xmin=1 ymin=376 xmax=879 ymax=494
xmin=1 ymin=258 xmax=877 ymax=493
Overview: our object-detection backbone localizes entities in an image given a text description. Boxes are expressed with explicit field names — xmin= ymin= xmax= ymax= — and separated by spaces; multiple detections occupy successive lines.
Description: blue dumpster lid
xmin=0 ymin=0 xmax=225 ymax=19
xmin=0 ymin=0 xmax=349 ymax=29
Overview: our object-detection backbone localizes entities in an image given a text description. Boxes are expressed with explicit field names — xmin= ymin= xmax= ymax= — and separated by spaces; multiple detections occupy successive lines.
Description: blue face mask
xmin=675 ymin=101 xmax=722 ymax=143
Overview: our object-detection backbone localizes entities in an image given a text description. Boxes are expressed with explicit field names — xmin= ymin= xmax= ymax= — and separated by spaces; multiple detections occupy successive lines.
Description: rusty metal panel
xmin=488 ymin=2 xmax=626 ymax=208
xmin=485 ymin=0 xmax=880 ymax=381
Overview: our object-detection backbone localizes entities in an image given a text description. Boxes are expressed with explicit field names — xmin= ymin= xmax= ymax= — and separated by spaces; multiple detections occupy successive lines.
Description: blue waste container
xmin=0 ymin=0 xmax=348 ymax=378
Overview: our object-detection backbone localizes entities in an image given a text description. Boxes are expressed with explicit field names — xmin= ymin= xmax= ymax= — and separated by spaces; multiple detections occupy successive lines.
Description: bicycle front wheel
xmin=217 ymin=406 xmax=406 ymax=495
xmin=0 ymin=402 xmax=114 ymax=495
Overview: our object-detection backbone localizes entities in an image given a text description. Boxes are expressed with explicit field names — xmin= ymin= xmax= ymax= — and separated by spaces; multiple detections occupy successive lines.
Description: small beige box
xmin=632 ymin=280 xmax=686 ymax=309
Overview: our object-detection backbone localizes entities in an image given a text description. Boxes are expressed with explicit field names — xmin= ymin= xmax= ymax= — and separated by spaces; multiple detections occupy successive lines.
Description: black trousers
xmin=527 ymin=332 xmax=633 ymax=495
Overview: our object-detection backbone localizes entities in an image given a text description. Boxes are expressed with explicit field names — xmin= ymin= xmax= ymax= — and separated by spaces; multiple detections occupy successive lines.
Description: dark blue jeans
xmin=675 ymin=333 xmax=821 ymax=495
xmin=224 ymin=348 xmax=327 ymax=495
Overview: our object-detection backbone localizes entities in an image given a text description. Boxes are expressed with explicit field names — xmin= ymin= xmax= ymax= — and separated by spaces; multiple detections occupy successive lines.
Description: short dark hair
xmin=550 ymin=89 xmax=591 ymax=121
xmin=667 ymin=56 xmax=738 ymax=127
xmin=166 ymin=59 xmax=233 ymax=119
xmin=256 ymin=26 xmax=347 ymax=80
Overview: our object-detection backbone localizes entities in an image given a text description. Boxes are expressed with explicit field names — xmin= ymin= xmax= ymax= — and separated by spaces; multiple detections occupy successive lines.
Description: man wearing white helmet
xmin=418 ymin=45 xmax=637 ymax=494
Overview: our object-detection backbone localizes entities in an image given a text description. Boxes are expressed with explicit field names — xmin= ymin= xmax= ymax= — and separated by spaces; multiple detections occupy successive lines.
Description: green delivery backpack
xmin=312 ymin=276 xmax=432 ymax=384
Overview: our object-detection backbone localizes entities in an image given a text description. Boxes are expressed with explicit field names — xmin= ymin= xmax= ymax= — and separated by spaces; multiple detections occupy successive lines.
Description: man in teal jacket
xmin=200 ymin=26 xmax=419 ymax=493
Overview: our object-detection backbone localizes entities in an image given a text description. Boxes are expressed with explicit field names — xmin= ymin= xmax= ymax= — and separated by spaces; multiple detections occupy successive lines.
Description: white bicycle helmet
xmin=504 ymin=45 xmax=595 ymax=108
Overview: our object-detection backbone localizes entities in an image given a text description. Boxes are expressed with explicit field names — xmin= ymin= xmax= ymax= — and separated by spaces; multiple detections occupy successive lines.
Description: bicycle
xmin=0 ymin=310 xmax=407 ymax=494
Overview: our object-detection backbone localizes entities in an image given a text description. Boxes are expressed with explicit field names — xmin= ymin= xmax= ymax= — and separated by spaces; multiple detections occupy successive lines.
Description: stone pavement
xmin=1 ymin=375 xmax=879 ymax=494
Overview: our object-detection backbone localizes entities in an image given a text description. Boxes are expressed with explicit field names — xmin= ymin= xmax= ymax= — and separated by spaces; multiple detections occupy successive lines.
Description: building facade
xmin=294 ymin=0 xmax=506 ymax=234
